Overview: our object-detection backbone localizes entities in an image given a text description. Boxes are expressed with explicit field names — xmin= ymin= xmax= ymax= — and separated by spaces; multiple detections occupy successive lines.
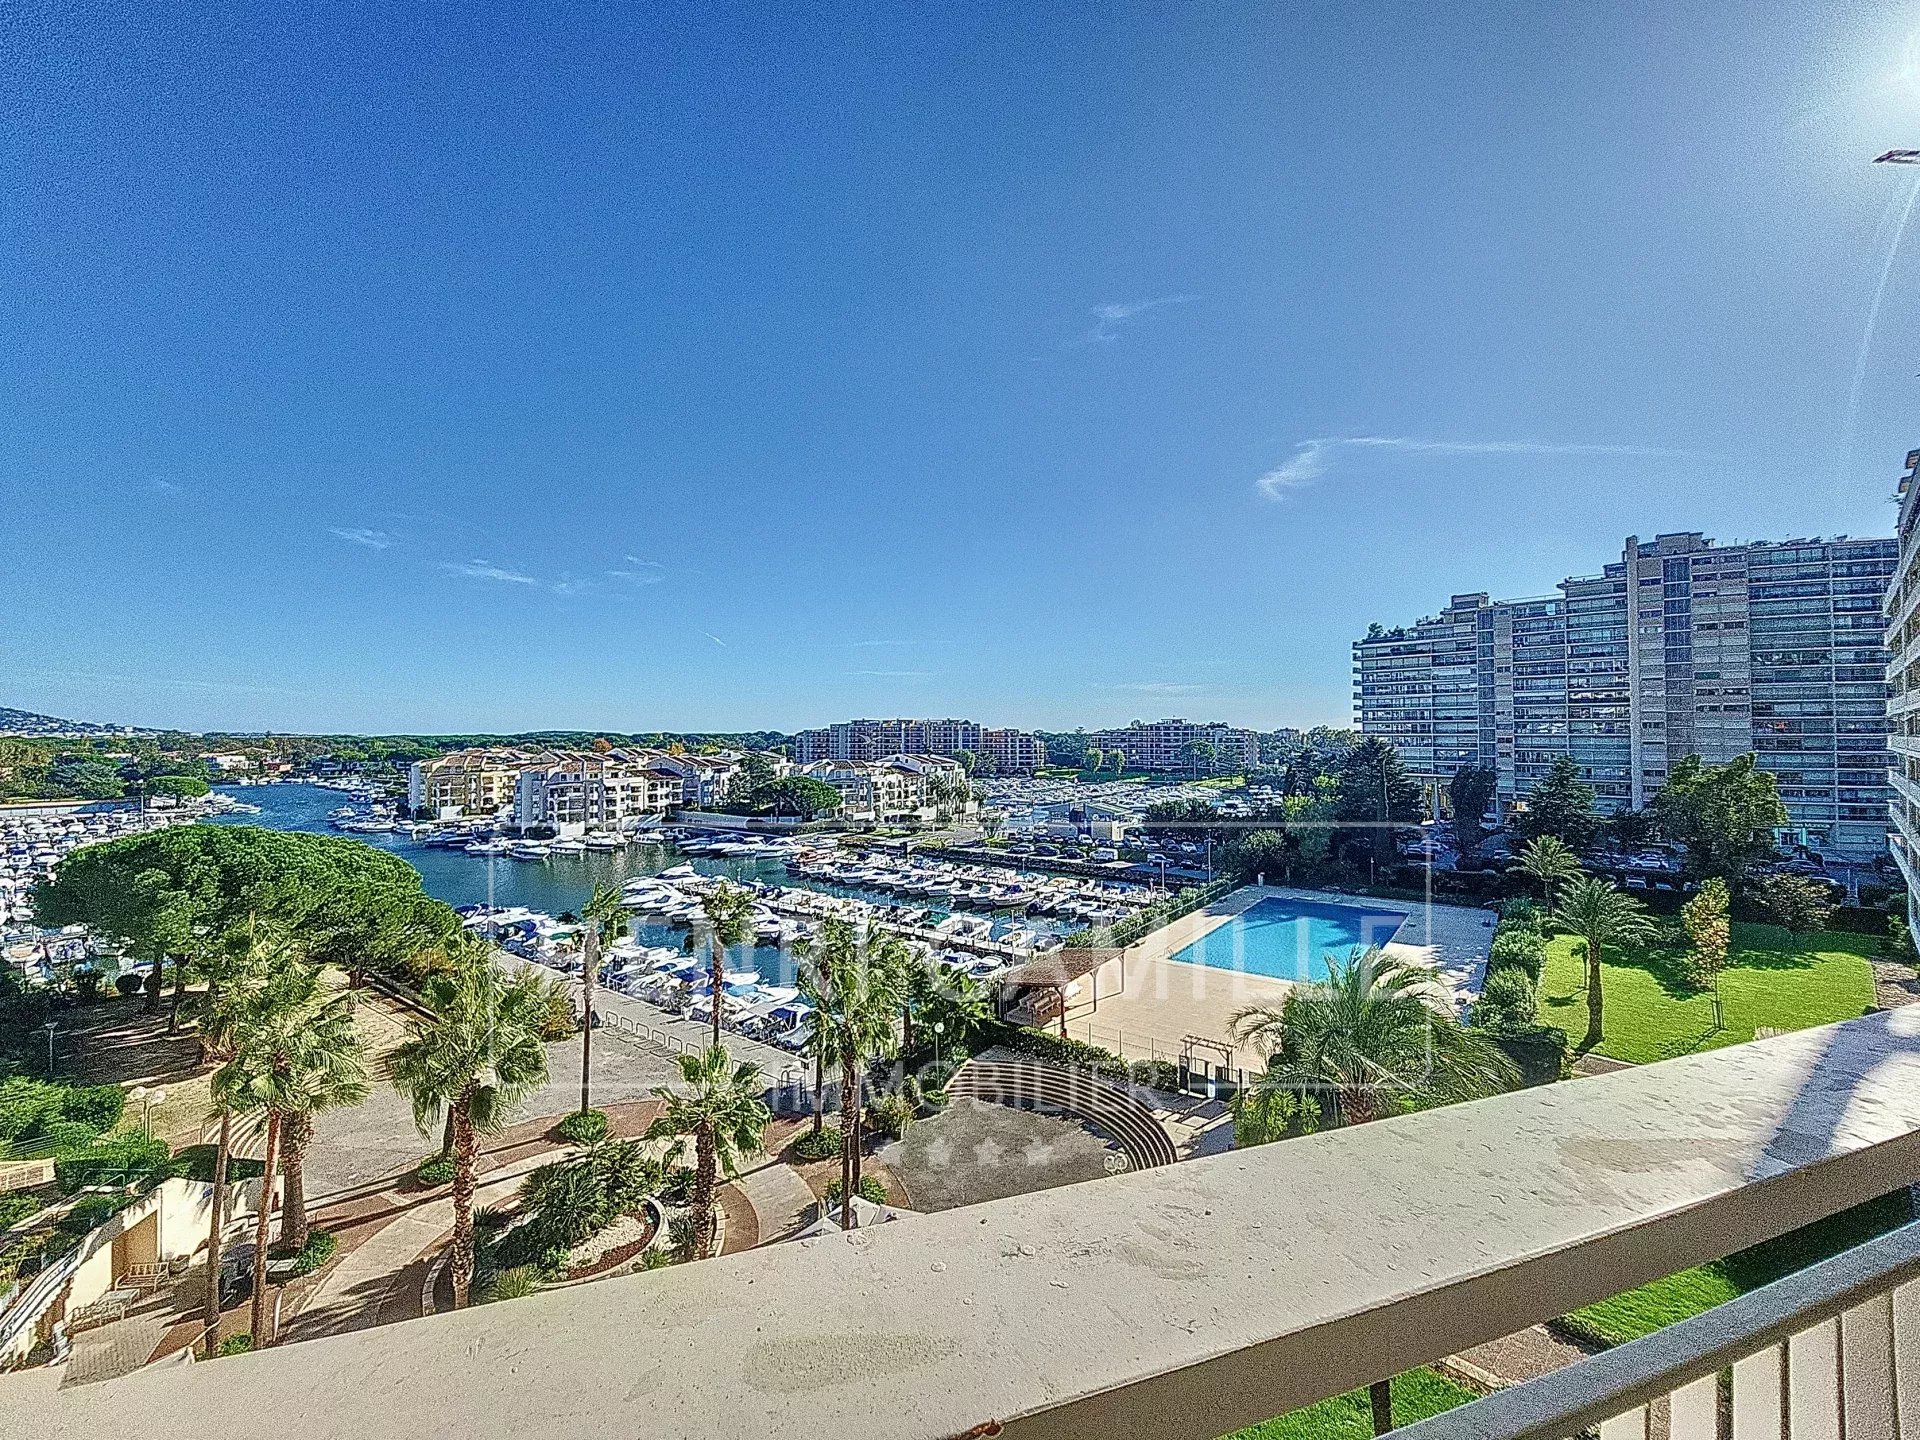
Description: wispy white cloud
xmin=606 ymin=556 xmax=666 ymax=585
xmin=330 ymin=527 xmax=393 ymax=549
xmin=440 ymin=558 xmax=538 ymax=585
xmin=1071 ymin=295 xmax=1195 ymax=347
xmin=853 ymin=669 xmax=934 ymax=679
xmin=703 ymin=632 xmax=728 ymax=648
xmin=1255 ymin=436 xmax=1699 ymax=500
xmin=148 ymin=478 xmax=182 ymax=496
xmin=1107 ymin=681 xmax=1206 ymax=696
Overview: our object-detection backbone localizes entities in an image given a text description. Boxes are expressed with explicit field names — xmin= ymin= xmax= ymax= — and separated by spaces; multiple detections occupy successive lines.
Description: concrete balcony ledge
xmin=10 ymin=1011 xmax=1920 ymax=1440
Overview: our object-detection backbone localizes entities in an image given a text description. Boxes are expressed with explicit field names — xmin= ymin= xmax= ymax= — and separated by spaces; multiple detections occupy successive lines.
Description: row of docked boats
xmin=784 ymin=850 xmax=1151 ymax=925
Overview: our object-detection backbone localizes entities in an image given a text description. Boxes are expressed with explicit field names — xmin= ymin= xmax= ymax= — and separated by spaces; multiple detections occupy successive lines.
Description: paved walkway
xmin=288 ymin=1153 xmax=555 ymax=1340
xmin=731 ymin=1158 xmax=816 ymax=1242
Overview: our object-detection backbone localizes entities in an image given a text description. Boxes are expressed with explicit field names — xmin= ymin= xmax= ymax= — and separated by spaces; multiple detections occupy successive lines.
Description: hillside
xmin=0 ymin=706 xmax=141 ymax=738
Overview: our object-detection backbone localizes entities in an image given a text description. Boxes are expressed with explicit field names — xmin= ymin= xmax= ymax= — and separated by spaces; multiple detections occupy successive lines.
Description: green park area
xmin=1222 ymin=1367 xmax=1478 ymax=1439
xmin=1536 ymin=920 xmax=1878 ymax=1066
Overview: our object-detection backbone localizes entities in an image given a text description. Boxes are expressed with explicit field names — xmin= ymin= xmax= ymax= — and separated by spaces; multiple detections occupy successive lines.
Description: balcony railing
xmin=6 ymin=1010 xmax=1920 ymax=1438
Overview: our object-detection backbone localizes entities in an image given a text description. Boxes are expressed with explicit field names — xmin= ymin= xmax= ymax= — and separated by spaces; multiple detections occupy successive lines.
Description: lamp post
xmin=932 ymin=1021 xmax=945 ymax=1071
xmin=39 ymin=1021 xmax=58 ymax=1077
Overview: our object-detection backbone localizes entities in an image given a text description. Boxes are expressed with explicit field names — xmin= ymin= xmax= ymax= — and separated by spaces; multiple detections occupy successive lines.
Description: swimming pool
xmin=1169 ymin=897 xmax=1410 ymax=983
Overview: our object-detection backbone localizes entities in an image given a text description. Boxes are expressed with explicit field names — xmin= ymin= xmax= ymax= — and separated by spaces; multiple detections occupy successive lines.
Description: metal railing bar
xmin=1388 ymin=1222 xmax=1920 ymax=1440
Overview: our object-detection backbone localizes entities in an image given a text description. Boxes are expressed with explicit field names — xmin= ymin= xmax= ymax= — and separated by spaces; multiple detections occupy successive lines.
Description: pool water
xmin=1169 ymin=897 xmax=1410 ymax=983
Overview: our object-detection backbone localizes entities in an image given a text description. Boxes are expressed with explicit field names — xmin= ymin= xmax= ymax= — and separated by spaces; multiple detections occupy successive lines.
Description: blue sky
xmin=7 ymin=1 xmax=1920 ymax=735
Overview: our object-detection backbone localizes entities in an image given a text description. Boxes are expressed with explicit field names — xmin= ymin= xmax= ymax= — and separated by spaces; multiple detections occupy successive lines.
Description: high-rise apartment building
xmin=789 ymin=718 xmax=1046 ymax=772
xmin=1887 ymin=451 xmax=1920 ymax=927
xmin=1355 ymin=532 xmax=1895 ymax=860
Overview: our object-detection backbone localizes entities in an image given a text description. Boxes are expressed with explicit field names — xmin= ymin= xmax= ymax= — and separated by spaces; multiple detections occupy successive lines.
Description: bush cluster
xmin=0 ymin=1191 xmax=41 ymax=1231
xmin=53 ymin=1131 xmax=169 ymax=1194
xmin=553 ymin=1108 xmax=609 ymax=1146
xmin=279 ymin=1229 xmax=338 ymax=1276
xmin=824 ymin=1174 xmax=888 ymax=1206
xmin=414 ymin=1153 xmax=455 ymax=1187
xmin=789 ymin=1125 xmax=841 ymax=1162
xmin=0 ymin=1077 xmax=127 ymax=1157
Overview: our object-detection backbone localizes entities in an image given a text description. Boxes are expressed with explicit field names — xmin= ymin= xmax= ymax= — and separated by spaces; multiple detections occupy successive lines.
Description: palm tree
xmin=275 ymin=990 xmax=371 ymax=1257
xmin=645 ymin=1045 xmax=769 ymax=1260
xmin=214 ymin=958 xmax=369 ymax=1344
xmin=797 ymin=919 xmax=906 ymax=1220
xmin=1551 ymin=876 xmax=1658 ymax=1050
xmin=577 ymin=883 xmax=630 ymax=1117
xmin=1230 ymin=947 xmax=1517 ymax=1433
xmin=1229 ymin=947 xmax=1518 ymax=1127
xmin=387 ymin=938 xmax=552 ymax=1308
xmin=1516 ymin=834 xmax=1583 ymax=905
xmin=193 ymin=926 xmax=281 ymax=1355
xmin=699 ymin=881 xmax=756 ymax=1048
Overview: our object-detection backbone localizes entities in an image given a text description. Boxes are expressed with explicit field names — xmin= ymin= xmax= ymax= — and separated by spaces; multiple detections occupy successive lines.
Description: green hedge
xmin=789 ymin=1125 xmax=841 ymax=1162
xmin=53 ymin=1131 xmax=170 ymax=1193
xmin=1061 ymin=879 xmax=1235 ymax=950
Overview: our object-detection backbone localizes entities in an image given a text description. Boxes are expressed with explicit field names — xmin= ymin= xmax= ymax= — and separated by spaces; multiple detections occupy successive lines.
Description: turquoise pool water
xmin=1170 ymin=897 xmax=1410 ymax=982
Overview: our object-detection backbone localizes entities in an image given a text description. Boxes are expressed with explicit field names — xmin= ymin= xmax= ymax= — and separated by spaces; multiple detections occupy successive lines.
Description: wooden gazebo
xmin=994 ymin=947 xmax=1125 ymax=1037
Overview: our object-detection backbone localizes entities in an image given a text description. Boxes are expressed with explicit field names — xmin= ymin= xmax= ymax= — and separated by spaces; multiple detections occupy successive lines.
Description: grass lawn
xmin=1536 ymin=920 xmax=1877 ymax=1065
xmin=1562 ymin=1192 xmax=1909 ymax=1346
xmin=1221 ymin=1367 xmax=1478 ymax=1438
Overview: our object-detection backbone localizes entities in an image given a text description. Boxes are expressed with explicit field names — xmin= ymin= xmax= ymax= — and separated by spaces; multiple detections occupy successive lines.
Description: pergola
xmin=995 ymin=947 xmax=1125 ymax=1037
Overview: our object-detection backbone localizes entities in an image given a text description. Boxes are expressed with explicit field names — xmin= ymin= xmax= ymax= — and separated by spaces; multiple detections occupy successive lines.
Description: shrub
xmin=640 ymin=1244 xmax=673 ymax=1270
xmin=59 ymin=1192 xmax=133 ymax=1235
xmin=0 ymin=1191 xmax=40 ymax=1231
xmin=71 ymin=969 xmax=103 ymax=1003
xmin=279 ymin=1229 xmax=337 ymax=1276
xmin=1487 ymin=926 xmax=1546 ymax=982
xmin=914 ymin=1056 xmax=962 ymax=1096
xmin=1128 ymin=1059 xmax=1181 ymax=1093
xmin=216 ymin=1334 xmax=253 ymax=1357
xmin=553 ymin=1109 xmax=609 ymax=1146
xmin=1887 ymin=912 xmax=1918 ymax=963
xmin=824 ymin=1175 xmax=888 ymax=1206
xmin=414 ymin=1153 xmax=455 ymax=1187
xmin=1486 ymin=1024 xmax=1570 ymax=1087
xmin=869 ymin=1092 xmax=916 ymax=1139
xmin=790 ymin=1125 xmax=842 ymax=1162
xmin=59 ymin=1085 xmax=127 ymax=1135
xmin=518 ymin=1140 xmax=664 ymax=1252
xmin=1232 ymin=1086 xmax=1321 ymax=1148
xmin=1497 ymin=897 xmax=1542 ymax=929
xmin=535 ymin=984 xmax=577 ymax=1041
xmin=1474 ymin=966 xmax=1538 ymax=1028
xmin=481 ymin=1265 xmax=541 ymax=1303
xmin=54 ymin=1131 xmax=170 ymax=1193
xmin=659 ymin=1164 xmax=695 ymax=1207
xmin=113 ymin=973 xmax=144 ymax=998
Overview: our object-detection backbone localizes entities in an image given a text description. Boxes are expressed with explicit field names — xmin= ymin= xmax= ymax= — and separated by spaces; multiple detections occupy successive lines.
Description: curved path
xmin=944 ymin=1053 xmax=1179 ymax=1170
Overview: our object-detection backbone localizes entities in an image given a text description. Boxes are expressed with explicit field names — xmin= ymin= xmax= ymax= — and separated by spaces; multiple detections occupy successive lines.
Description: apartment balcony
xmin=10 ymin=1013 xmax=1920 ymax=1439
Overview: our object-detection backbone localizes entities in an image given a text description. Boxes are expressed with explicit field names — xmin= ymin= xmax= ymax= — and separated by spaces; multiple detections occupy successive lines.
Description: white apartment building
xmin=647 ymin=751 xmax=750 ymax=809
xmin=796 ymin=754 xmax=964 ymax=821
xmin=512 ymin=752 xmax=681 ymax=835
xmin=790 ymin=717 xmax=1046 ymax=772
xmin=1087 ymin=719 xmax=1261 ymax=773
xmin=1357 ymin=531 xmax=1896 ymax=861
xmin=407 ymin=748 xmax=540 ymax=819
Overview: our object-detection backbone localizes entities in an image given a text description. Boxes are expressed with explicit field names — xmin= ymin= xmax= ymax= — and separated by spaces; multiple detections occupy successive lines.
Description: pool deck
xmin=1059 ymin=885 xmax=1497 ymax=1071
